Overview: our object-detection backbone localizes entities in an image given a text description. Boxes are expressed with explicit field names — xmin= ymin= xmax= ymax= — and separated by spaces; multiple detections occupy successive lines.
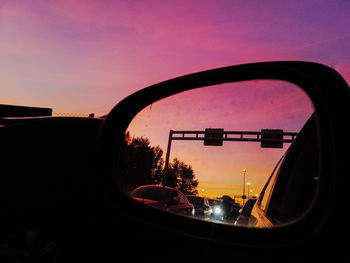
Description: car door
xmin=167 ymin=191 xmax=192 ymax=216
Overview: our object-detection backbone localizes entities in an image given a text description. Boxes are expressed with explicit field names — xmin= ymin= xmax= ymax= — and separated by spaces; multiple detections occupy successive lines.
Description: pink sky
xmin=127 ymin=80 xmax=314 ymax=197
xmin=1 ymin=0 xmax=350 ymax=116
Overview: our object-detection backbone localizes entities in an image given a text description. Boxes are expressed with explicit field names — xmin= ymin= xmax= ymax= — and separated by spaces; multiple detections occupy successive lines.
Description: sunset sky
xmin=1 ymin=0 xmax=349 ymax=116
xmin=1 ymin=1 xmax=349 ymax=198
xmin=127 ymin=80 xmax=313 ymax=198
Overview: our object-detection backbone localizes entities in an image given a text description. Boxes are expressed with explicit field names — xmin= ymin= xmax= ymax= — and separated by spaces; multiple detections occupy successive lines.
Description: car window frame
xmin=257 ymin=154 xmax=285 ymax=210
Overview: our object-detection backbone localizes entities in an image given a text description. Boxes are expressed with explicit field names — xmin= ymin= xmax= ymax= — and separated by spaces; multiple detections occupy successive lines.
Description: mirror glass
xmin=117 ymin=80 xmax=317 ymax=228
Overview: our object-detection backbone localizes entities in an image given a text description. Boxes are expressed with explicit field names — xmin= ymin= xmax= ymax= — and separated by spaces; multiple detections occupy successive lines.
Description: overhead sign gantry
xmin=162 ymin=128 xmax=298 ymax=186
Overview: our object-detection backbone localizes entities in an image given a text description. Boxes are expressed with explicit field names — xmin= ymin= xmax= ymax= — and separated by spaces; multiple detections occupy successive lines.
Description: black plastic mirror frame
xmin=96 ymin=61 xmax=349 ymax=248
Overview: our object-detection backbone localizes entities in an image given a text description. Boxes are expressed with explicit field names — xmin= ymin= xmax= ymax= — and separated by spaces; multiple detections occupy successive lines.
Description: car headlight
xmin=213 ymin=206 xmax=223 ymax=215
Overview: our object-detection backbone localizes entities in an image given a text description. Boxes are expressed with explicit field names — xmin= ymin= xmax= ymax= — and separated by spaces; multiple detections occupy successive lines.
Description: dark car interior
xmin=0 ymin=116 xmax=103 ymax=208
xmin=0 ymin=115 xmax=106 ymax=261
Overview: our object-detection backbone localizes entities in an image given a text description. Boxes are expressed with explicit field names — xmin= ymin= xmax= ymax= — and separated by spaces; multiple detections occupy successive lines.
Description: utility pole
xmin=162 ymin=130 xmax=173 ymax=186
xmin=242 ymin=168 xmax=246 ymax=205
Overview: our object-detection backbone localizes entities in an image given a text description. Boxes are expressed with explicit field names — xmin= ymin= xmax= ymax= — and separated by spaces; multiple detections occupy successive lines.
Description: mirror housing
xmin=97 ymin=61 xmax=350 ymax=249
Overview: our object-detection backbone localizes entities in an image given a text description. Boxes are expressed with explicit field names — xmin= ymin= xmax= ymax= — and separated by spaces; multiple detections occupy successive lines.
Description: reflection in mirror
xmin=117 ymin=80 xmax=316 ymax=228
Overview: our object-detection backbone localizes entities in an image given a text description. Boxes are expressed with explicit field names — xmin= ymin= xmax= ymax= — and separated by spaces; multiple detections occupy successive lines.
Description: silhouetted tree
xmin=151 ymin=146 xmax=164 ymax=185
xmin=119 ymin=133 xmax=163 ymax=189
xmin=119 ymin=133 xmax=198 ymax=195
xmin=167 ymin=158 xmax=198 ymax=195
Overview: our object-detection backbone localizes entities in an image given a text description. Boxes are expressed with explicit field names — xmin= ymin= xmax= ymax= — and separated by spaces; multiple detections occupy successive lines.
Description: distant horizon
xmin=197 ymin=181 xmax=262 ymax=200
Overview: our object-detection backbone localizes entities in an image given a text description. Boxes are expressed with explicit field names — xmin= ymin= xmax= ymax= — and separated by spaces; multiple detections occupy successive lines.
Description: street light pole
xmin=242 ymin=168 xmax=246 ymax=205
xmin=163 ymin=130 xmax=173 ymax=186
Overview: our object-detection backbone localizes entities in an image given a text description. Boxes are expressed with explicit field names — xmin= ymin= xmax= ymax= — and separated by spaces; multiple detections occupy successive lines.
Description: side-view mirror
xmin=97 ymin=61 xmax=349 ymax=252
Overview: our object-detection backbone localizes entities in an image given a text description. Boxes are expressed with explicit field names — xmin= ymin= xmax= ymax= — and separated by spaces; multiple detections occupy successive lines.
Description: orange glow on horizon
xmin=197 ymin=181 xmax=263 ymax=200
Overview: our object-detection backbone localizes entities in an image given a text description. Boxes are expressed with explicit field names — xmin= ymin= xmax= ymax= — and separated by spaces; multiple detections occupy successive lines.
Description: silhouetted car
xmin=221 ymin=195 xmax=240 ymax=222
xmin=208 ymin=198 xmax=224 ymax=220
xmin=131 ymin=185 xmax=194 ymax=217
xmin=186 ymin=195 xmax=211 ymax=219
